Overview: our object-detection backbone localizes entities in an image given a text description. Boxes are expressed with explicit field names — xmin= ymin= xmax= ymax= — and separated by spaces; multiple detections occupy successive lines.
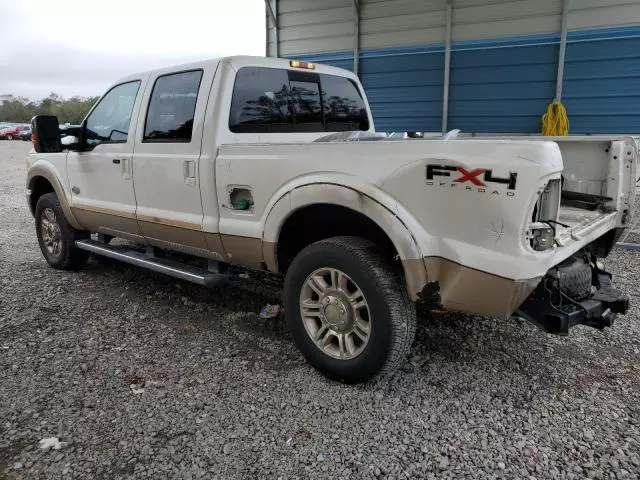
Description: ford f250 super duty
xmin=26 ymin=56 xmax=636 ymax=383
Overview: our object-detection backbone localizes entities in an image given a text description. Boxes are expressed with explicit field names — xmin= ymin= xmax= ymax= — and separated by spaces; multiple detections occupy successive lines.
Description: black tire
xmin=35 ymin=193 xmax=89 ymax=270
xmin=283 ymin=236 xmax=416 ymax=384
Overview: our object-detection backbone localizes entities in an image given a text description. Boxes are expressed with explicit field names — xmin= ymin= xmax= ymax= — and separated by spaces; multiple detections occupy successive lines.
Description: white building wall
xmin=569 ymin=0 xmax=640 ymax=30
xmin=360 ymin=0 xmax=446 ymax=50
xmin=275 ymin=0 xmax=355 ymax=56
xmin=274 ymin=0 xmax=640 ymax=57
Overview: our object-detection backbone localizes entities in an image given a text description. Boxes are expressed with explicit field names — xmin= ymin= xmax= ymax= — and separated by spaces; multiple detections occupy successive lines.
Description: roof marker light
xmin=289 ymin=60 xmax=315 ymax=70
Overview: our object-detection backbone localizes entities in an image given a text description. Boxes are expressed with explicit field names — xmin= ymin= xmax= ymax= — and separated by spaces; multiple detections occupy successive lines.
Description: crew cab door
xmin=67 ymin=78 xmax=146 ymax=239
xmin=131 ymin=65 xmax=219 ymax=257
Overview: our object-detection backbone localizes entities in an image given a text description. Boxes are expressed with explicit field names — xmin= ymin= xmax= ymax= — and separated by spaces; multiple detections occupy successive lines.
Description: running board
xmin=617 ymin=242 xmax=640 ymax=252
xmin=75 ymin=239 xmax=228 ymax=287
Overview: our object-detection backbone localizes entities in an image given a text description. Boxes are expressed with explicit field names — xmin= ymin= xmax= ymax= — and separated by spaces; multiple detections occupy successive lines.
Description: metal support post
xmin=353 ymin=0 xmax=360 ymax=76
xmin=555 ymin=0 xmax=569 ymax=101
xmin=441 ymin=2 xmax=452 ymax=134
xmin=265 ymin=0 xmax=279 ymax=57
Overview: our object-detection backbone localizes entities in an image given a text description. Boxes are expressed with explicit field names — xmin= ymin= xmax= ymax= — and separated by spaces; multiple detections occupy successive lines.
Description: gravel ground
xmin=2 ymin=140 xmax=640 ymax=479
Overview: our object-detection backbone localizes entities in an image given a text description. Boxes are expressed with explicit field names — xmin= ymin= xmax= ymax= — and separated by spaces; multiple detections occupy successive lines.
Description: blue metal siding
xmin=563 ymin=27 xmax=640 ymax=133
xmin=448 ymin=40 xmax=558 ymax=133
xmin=360 ymin=47 xmax=444 ymax=132
xmin=304 ymin=46 xmax=444 ymax=132
xmin=302 ymin=26 xmax=640 ymax=134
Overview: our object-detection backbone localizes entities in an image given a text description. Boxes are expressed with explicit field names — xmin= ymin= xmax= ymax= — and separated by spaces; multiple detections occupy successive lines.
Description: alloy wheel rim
xmin=299 ymin=267 xmax=371 ymax=360
xmin=41 ymin=207 xmax=62 ymax=258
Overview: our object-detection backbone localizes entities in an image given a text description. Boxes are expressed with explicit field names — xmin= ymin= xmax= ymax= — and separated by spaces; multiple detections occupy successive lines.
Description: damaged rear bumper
xmin=411 ymin=255 xmax=628 ymax=335
xmin=515 ymin=271 xmax=629 ymax=335
xmin=413 ymin=256 xmax=541 ymax=318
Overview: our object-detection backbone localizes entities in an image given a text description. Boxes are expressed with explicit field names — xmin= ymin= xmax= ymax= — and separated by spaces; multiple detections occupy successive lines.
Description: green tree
xmin=0 ymin=92 xmax=99 ymax=124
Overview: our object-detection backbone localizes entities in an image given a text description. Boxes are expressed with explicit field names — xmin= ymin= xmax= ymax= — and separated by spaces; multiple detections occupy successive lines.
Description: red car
xmin=0 ymin=124 xmax=30 ymax=140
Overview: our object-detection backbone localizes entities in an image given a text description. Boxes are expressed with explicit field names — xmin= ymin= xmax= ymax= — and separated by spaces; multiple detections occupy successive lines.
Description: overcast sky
xmin=0 ymin=0 xmax=266 ymax=100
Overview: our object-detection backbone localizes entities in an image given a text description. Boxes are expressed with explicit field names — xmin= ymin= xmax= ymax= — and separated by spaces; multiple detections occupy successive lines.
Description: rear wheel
xmin=35 ymin=193 xmax=89 ymax=270
xmin=284 ymin=236 xmax=416 ymax=383
xmin=6 ymin=134 xmax=13 ymax=140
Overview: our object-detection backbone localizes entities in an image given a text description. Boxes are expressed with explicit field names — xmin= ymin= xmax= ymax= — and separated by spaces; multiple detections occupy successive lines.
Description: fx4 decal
xmin=425 ymin=165 xmax=518 ymax=196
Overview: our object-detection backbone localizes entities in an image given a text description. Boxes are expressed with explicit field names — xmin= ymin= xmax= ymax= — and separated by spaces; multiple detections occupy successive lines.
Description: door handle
xmin=183 ymin=160 xmax=196 ymax=186
xmin=119 ymin=158 xmax=132 ymax=179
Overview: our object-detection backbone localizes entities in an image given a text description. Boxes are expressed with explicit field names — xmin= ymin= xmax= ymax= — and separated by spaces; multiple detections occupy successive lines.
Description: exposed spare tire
xmin=552 ymin=257 xmax=593 ymax=301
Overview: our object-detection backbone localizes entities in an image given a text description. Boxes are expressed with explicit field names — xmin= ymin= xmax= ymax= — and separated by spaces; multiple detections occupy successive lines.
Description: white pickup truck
xmin=26 ymin=56 xmax=635 ymax=383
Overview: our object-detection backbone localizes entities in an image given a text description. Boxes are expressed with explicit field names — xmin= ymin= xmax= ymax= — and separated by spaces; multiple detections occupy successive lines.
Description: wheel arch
xmin=262 ymin=183 xmax=428 ymax=301
xmin=27 ymin=166 xmax=83 ymax=230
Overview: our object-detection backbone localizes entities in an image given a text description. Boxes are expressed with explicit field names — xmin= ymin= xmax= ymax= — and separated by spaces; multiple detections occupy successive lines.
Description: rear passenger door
xmin=218 ymin=67 xmax=371 ymax=267
xmin=132 ymin=65 xmax=219 ymax=258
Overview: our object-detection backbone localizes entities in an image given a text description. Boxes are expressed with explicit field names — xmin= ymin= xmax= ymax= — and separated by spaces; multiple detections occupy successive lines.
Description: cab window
xmin=84 ymin=80 xmax=140 ymax=149
xmin=228 ymin=67 xmax=293 ymax=133
xmin=289 ymin=71 xmax=323 ymax=132
xmin=321 ymin=73 xmax=369 ymax=131
xmin=229 ymin=66 xmax=369 ymax=133
xmin=143 ymin=70 xmax=203 ymax=142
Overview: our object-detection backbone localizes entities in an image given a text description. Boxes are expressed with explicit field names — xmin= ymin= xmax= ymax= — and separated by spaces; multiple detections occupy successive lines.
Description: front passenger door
xmin=67 ymin=79 xmax=145 ymax=240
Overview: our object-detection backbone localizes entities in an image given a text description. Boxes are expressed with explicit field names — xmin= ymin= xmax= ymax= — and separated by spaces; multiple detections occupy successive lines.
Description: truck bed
xmin=558 ymin=205 xmax=607 ymax=227
xmin=459 ymin=135 xmax=635 ymax=247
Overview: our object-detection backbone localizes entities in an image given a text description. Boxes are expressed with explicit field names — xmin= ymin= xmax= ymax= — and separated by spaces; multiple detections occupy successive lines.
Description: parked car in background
xmin=12 ymin=124 xmax=79 ymax=141
xmin=0 ymin=125 xmax=14 ymax=139
xmin=0 ymin=123 xmax=16 ymax=135
xmin=0 ymin=124 xmax=30 ymax=140
xmin=20 ymin=127 xmax=32 ymax=141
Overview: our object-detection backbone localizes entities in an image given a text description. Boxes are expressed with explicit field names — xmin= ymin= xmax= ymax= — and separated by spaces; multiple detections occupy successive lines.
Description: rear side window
xmin=229 ymin=67 xmax=369 ymax=133
xmin=144 ymin=70 xmax=203 ymax=142
xmin=228 ymin=67 xmax=293 ymax=133
xmin=321 ymin=74 xmax=368 ymax=131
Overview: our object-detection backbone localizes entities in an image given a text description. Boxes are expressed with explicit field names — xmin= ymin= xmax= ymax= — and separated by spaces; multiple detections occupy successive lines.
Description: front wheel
xmin=6 ymin=134 xmax=13 ymax=140
xmin=35 ymin=193 xmax=89 ymax=270
xmin=284 ymin=236 xmax=416 ymax=383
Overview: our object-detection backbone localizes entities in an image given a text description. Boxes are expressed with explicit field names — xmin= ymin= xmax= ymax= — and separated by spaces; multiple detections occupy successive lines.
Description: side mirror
xmin=31 ymin=115 xmax=62 ymax=153
xmin=75 ymin=121 xmax=87 ymax=151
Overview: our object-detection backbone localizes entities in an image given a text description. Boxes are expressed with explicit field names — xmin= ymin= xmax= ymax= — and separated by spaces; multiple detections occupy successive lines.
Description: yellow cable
xmin=541 ymin=101 xmax=569 ymax=136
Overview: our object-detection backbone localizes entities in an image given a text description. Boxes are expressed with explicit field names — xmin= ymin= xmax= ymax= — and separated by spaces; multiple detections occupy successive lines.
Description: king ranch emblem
xmin=425 ymin=165 xmax=517 ymax=197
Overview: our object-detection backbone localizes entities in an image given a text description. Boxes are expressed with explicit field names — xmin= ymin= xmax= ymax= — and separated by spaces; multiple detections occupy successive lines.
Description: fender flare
xmin=262 ymin=182 xmax=428 ymax=300
xmin=26 ymin=165 xmax=83 ymax=230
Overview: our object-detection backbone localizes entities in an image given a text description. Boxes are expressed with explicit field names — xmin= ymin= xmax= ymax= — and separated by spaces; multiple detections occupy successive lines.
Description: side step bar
xmin=617 ymin=242 xmax=640 ymax=252
xmin=75 ymin=239 xmax=228 ymax=287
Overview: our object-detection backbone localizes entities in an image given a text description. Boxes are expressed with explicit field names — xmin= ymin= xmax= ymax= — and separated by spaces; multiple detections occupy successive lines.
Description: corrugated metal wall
xmin=269 ymin=0 xmax=640 ymax=134
xmin=268 ymin=0 xmax=354 ymax=56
